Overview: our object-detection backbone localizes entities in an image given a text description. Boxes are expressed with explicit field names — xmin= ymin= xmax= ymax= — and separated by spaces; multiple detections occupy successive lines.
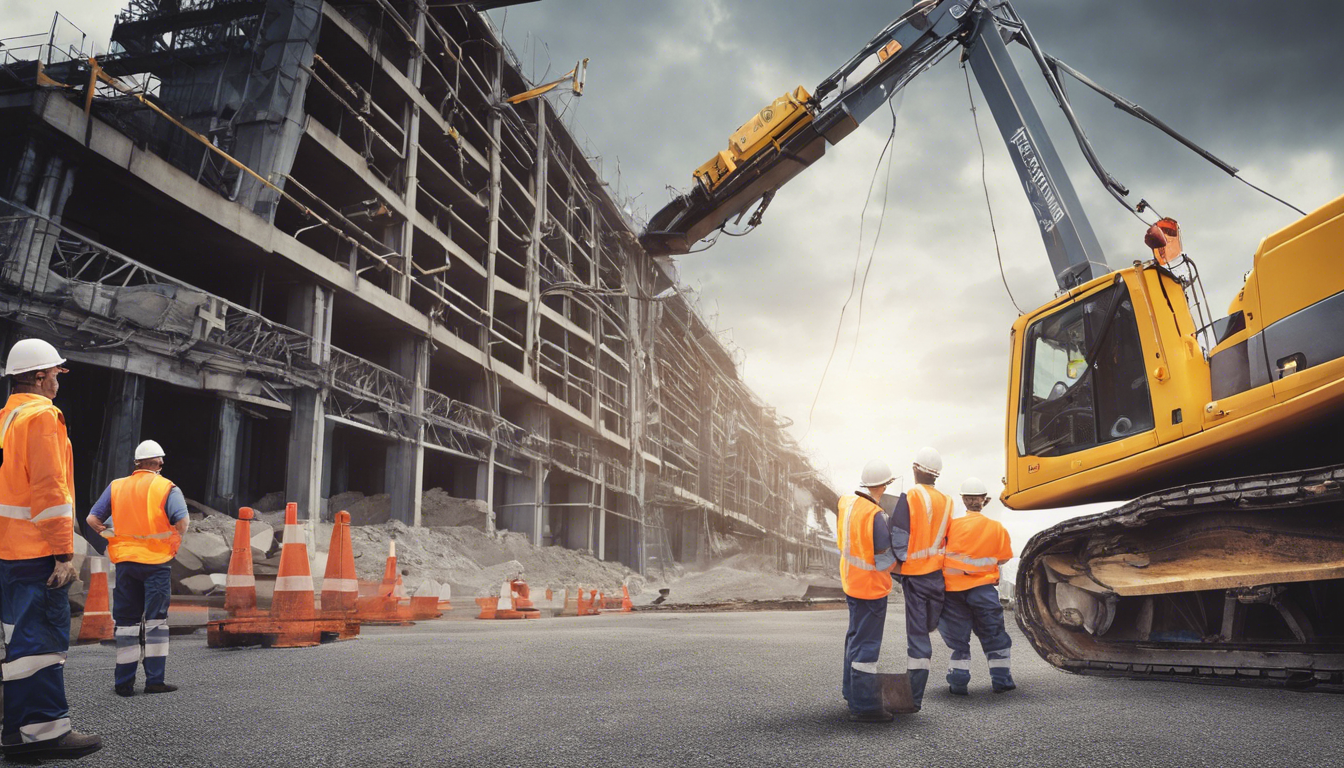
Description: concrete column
xmin=524 ymin=101 xmax=547 ymax=380
xmin=205 ymin=397 xmax=241 ymax=513
xmin=284 ymin=284 xmax=332 ymax=521
xmin=468 ymin=377 xmax=497 ymax=532
xmin=90 ymin=372 xmax=144 ymax=501
xmin=597 ymin=507 xmax=607 ymax=562
xmin=7 ymin=148 xmax=77 ymax=294
xmin=625 ymin=252 xmax=649 ymax=575
xmin=387 ymin=337 xmax=427 ymax=525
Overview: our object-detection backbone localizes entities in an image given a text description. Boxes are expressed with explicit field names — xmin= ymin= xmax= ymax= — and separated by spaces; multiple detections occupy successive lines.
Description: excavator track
xmin=1016 ymin=464 xmax=1344 ymax=692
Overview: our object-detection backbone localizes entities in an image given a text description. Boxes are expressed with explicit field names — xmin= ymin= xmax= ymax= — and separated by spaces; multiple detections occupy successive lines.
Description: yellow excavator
xmin=640 ymin=0 xmax=1344 ymax=689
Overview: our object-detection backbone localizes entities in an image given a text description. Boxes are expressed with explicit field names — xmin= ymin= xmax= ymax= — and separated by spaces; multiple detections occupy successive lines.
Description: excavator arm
xmin=640 ymin=0 xmax=1112 ymax=290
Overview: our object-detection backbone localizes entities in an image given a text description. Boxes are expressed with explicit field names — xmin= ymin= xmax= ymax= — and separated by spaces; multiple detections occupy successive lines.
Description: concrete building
xmin=0 ymin=0 xmax=838 ymax=575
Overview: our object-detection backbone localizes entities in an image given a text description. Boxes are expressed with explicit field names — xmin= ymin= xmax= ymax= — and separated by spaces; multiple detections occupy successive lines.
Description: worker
xmin=0 ymin=339 xmax=103 ymax=760
xmin=937 ymin=477 xmax=1015 ymax=694
xmin=837 ymin=460 xmax=899 ymax=723
xmin=889 ymin=446 xmax=952 ymax=711
xmin=85 ymin=439 xmax=188 ymax=696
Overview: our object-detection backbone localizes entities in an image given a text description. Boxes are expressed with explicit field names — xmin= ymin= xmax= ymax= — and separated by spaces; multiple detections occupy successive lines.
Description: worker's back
xmin=898 ymin=484 xmax=953 ymax=576
xmin=943 ymin=512 xmax=1012 ymax=592
xmin=107 ymin=470 xmax=178 ymax=565
xmin=0 ymin=393 xmax=75 ymax=560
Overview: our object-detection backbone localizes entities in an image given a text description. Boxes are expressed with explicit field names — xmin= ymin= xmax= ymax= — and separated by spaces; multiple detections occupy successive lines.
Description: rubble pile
xmin=640 ymin=553 xmax=838 ymax=605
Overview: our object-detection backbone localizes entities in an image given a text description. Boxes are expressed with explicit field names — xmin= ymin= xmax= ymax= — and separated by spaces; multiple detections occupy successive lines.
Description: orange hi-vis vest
xmin=0 ymin=393 xmax=76 ymax=560
xmin=107 ymin=470 xmax=179 ymax=565
xmin=943 ymin=511 xmax=1013 ymax=592
xmin=837 ymin=493 xmax=892 ymax=600
xmin=899 ymin=484 xmax=953 ymax=576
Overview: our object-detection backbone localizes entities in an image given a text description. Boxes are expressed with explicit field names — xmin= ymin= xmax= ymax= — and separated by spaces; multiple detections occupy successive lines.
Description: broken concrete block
xmin=174 ymin=547 xmax=204 ymax=573
xmin=250 ymin=520 xmax=276 ymax=557
xmin=180 ymin=532 xmax=232 ymax=573
xmin=180 ymin=573 xmax=225 ymax=595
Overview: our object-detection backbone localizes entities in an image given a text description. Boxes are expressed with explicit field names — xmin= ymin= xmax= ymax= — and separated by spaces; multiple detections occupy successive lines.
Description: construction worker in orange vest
xmin=889 ymin=446 xmax=952 ymax=711
xmin=0 ymin=339 xmax=103 ymax=760
xmin=837 ymin=459 xmax=898 ymax=723
xmin=937 ymin=477 xmax=1015 ymax=694
xmin=85 ymin=439 xmax=188 ymax=696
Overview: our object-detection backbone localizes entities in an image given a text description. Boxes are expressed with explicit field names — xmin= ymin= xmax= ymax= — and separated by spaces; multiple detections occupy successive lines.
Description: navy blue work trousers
xmin=112 ymin=561 xmax=171 ymax=688
xmin=0 ymin=557 xmax=72 ymax=747
xmin=938 ymin=583 xmax=1013 ymax=689
xmin=842 ymin=594 xmax=886 ymax=713
xmin=901 ymin=570 xmax=945 ymax=707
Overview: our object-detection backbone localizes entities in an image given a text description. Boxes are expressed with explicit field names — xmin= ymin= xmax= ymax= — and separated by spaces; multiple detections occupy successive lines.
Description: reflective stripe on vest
xmin=944 ymin=552 xmax=999 ymax=573
xmin=901 ymin=485 xmax=952 ymax=575
xmin=837 ymin=494 xmax=892 ymax=600
xmin=107 ymin=471 xmax=177 ymax=565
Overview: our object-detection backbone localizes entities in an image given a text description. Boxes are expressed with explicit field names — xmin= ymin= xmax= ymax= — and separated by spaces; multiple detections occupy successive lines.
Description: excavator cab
xmin=1004 ymin=264 xmax=1211 ymax=510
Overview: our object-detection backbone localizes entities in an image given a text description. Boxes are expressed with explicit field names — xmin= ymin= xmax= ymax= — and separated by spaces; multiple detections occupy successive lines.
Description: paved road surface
xmin=53 ymin=606 xmax=1343 ymax=767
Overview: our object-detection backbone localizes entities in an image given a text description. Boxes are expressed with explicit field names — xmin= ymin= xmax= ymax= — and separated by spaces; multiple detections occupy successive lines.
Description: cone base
xmin=206 ymin=616 xmax=360 ymax=648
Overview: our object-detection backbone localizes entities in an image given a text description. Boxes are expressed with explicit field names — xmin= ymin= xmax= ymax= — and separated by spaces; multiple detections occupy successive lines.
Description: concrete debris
xmin=179 ymin=573 xmax=227 ymax=595
xmin=640 ymin=553 xmax=839 ymax=605
xmin=179 ymin=532 xmax=233 ymax=573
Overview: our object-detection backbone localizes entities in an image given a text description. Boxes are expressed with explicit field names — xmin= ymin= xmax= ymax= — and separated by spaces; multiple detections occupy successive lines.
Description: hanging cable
xmin=803 ymin=96 xmax=901 ymax=438
xmin=849 ymin=93 xmax=902 ymax=367
xmin=964 ymin=65 xmax=1023 ymax=315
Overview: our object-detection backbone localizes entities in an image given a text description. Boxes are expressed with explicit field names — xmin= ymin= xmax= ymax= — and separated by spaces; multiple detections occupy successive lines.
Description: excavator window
xmin=1020 ymin=284 xmax=1155 ymax=457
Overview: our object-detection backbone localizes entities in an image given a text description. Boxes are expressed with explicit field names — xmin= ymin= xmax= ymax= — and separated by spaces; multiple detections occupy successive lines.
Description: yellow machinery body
xmin=693 ymin=86 xmax=814 ymax=192
xmin=1003 ymin=191 xmax=1344 ymax=510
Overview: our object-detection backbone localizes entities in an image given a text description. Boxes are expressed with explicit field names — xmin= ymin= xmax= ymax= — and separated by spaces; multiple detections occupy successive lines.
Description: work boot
xmin=847 ymin=708 xmax=895 ymax=723
xmin=114 ymin=684 xmax=136 ymax=697
xmin=2 ymin=730 xmax=103 ymax=760
xmin=949 ymin=683 xmax=968 ymax=696
xmin=144 ymin=682 xmax=179 ymax=694
xmin=992 ymin=680 xmax=1017 ymax=693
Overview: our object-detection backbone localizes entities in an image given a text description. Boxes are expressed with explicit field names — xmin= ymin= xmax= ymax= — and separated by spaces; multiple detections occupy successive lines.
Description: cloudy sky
xmin=12 ymin=0 xmax=1342 ymax=542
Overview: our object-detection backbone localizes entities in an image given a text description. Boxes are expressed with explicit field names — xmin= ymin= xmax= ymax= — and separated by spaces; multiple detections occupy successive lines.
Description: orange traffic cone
xmin=76 ymin=556 xmax=113 ymax=644
xmin=356 ymin=540 xmax=413 ymax=624
xmin=620 ymin=584 xmax=634 ymax=613
xmin=224 ymin=507 xmax=258 ymax=616
xmin=207 ymin=503 xmax=358 ymax=648
xmin=476 ymin=595 xmax=498 ymax=619
xmin=321 ymin=511 xmax=357 ymax=614
xmin=271 ymin=503 xmax=315 ymax=621
xmin=437 ymin=583 xmax=453 ymax=612
xmin=409 ymin=578 xmax=443 ymax=620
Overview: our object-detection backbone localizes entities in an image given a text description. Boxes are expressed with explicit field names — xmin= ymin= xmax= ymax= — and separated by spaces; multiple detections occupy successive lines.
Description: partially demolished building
xmin=0 ymin=0 xmax=838 ymax=575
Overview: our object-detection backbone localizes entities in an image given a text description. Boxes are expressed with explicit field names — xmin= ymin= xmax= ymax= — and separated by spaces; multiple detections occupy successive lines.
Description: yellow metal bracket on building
xmin=505 ymin=58 xmax=588 ymax=105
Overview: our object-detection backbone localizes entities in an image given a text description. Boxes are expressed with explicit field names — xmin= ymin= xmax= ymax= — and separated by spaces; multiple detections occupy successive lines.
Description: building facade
xmin=0 ymin=0 xmax=838 ymax=574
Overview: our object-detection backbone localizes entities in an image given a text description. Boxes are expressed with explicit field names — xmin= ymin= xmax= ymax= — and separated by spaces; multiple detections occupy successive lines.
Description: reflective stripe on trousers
xmin=936 ymin=583 xmax=1012 ymax=686
xmin=843 ymin=595 xmax=886 ymax=714
xmin=0 ymin=557 xmax=72 ymax=742
xmin=112 ymin=561 xmax=172 ymax=687
xmin=901 ymin=570 xmax=945 ymax=707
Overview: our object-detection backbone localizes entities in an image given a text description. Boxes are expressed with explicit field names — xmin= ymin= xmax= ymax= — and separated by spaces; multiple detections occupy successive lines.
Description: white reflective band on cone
xmin=226 ymin=574 xmax=256 ymax=588
xmin=283 ymin=524 xmax=304 ymax=542
xmin=949 ymin=659 xmax=972 ymax=670
xmin=498 ymin=581 xmax=513 ymax=610
xmin=1 ymin=652 xmax=66 ymax=681
xmin=850 ymin=661 xmax=878 ymax=674
xmin=116 ymin=646 xmax=142 ymax=665
xmin=20 ymin=717 xmax=71 ymax=743
xmin=323 ymin=578 xmax=358 ymax=593
xmin=90 ymin=557 xmax=105 ymax=574
xmin=274 ymin=575 xmax=314 ymax=592
xmin=83 ymin=611 xmax=111 ymax=617
xmin=906 ymin=658 xmax=931 ymax=670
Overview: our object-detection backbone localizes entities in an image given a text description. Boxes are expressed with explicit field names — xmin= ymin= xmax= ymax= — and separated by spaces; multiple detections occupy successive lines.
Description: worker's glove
xmin=47 ymin=560 xmax=77 ymax=589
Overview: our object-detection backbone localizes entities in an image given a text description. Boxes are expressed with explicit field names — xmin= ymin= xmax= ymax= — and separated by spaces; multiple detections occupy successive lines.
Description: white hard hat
xmin=5 ymin=339 xmax=66 ymax=376
xmin=860 ymin=460 xmax=895 ymax=488
xmin=960 ymin=477 xmax=988 ymax=496
xmin=913 ymin=446 xmax=942 ymax=477
xmin=134 ymin=440 xmax=166 ymax=461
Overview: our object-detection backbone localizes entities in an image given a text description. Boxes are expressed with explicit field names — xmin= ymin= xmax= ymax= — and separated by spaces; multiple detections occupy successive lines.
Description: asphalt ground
xmin=40 ymin=604 xmax=1344 ymax=767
